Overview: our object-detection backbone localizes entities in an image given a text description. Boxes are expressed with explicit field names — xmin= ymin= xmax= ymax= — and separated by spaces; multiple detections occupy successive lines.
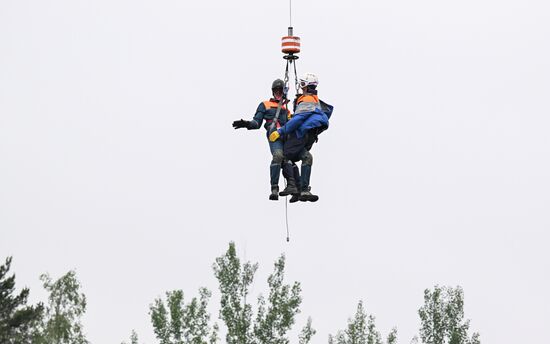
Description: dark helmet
xmin=272 ymin=79 xmax=285 ymax=90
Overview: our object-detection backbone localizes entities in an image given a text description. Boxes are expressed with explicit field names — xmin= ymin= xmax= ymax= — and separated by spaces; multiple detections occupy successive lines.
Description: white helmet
xmin=299 ymin=73 xmax=318 ymax=88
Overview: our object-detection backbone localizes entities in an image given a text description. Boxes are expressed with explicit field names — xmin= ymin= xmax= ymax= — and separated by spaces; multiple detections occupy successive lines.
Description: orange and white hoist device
xmin=282 ymin=27 xmax=301 ymax=56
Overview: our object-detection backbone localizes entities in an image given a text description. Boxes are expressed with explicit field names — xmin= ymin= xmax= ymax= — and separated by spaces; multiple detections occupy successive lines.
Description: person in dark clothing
xmin=232 ymin=79 xmax=297 ymax=200
xmin=270 ymin=73 xmax=333 ymax=202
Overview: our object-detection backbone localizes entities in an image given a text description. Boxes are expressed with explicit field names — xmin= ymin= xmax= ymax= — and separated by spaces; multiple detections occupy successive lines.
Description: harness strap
xmin=265 ymin=119 xmax=282 ymax=128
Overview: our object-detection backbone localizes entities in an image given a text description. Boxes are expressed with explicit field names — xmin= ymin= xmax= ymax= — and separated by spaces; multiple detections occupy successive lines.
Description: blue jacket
xmin=278 ymin=94 xmax=333 ymax=139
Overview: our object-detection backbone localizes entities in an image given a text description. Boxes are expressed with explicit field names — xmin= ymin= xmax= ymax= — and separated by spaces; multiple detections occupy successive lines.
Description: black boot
xmin=288 ymin=164 xmax=301 ymax=202
xmin=299 ymin=186 xmax=319 ymax=202
xmin=269 ymin=185 xmax=279 ymax=200
xmin=280 ymin=162 xmax=298 ymax=196
xmin=279 ymin=178 xmax=298 ymax=196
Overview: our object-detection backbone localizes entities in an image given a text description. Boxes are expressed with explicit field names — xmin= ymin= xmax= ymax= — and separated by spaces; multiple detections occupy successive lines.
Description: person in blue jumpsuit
xmin=232 ymin=79 xmax=295 ymax=200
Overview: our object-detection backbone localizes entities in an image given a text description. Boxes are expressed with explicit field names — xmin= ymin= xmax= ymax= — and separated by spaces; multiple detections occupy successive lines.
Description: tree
xmin=329 ymin=300 xmax=397 ymax=344
xmin=149 ymin=288 xmax=219 ymax=344
xmin=37 ymin=270 xmax=88 ymax=344
xmin=213 ymin=242 xmax=314 ymax=344
xmin=0 ymin=256 xmax=44 ymax=344
xmin=254 ymin=255 xmax=302 ymax=344
xmin=130 ymin=330 xmax=139 ymax=344
xmin=386 ymin=328 xmax=398 ymax=344
xmin=121 ymin=330 xmax=139 ymax=344
xmin=418 ymin=286 xmax=480 ymax=344
xmin=299 ymin=317 xmax=316 ymax=344
xmin=212 ymin=242 xmax=258 ymax=344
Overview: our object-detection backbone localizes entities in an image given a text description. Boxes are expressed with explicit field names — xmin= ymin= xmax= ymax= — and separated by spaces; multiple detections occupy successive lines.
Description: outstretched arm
xmin=248 ymin=103 xmax=265 ymax=129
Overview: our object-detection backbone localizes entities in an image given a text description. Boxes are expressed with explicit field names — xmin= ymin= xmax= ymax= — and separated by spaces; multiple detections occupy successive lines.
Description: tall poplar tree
xmin=329 ymin=300 xmax=397 ymax=344
xmin=36 ymin=271 xmax=89 ymax=344
xmin=418 ymin=286 xmax=480 ymax=344
xmin=213 ymin=242 xmax=314 ymax=344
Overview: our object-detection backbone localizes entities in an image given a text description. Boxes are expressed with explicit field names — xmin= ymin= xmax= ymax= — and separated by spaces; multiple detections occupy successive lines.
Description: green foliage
xmin=131 ymin=330 xmax=139 ymax=344
xmin=121 ymin=330 xmax=139 ymax=344
xmin=299 ymin=317 xmax=316 ymax=344
xmin=254 ymin=255 xmax=302 ymax=344
xmin=386 ymin=328 xmax=398 ymax=344
xmin=150 ymin=287 xmax=218 ymax=344
xmin=213 ymin=242 xmax=312 ymax=344
xmin=329 ymin=300 xmax=397 ymax=344
xmin=212 ymin=242 xmax=258 ymax=344
xmin=367 ymin=314 xmax=383 ymax=344
xmin=418 ymin=286 xmax=480 ymax=344
xmin=0 ymin=257 xmax=44 ymax=344
xmin=36 ymin=270 xmax=89 ymax=344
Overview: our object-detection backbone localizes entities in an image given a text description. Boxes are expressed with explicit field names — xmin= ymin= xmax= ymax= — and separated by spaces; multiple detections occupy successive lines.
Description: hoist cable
xmin=285 ymin=192 xmax=290 ymax=242
xmin=289 ymin=0 xmax=292 ymax=27
xmin=293 ymin=60 xmax=299 ymax=95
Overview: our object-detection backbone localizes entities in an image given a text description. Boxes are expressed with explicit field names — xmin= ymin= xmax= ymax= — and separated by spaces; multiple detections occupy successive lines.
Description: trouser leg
xmin=300 ymin=150 xmax=313 ymax=190
xmin=293 ymin=164 xmax=302 ymax=192
xmin=298 ymin=150 xmax=318 ymax=202
xmin=270 ymin=162 xmax=281 ymax=185
xmin=282 ymin=160 xmax=294 ymax=180
xmin=269 ymin=140 xmax=284 ymax=186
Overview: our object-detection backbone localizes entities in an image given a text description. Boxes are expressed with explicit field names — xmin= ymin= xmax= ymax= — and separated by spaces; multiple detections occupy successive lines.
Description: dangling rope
xmin=286 ymin=123 xmax=291 ymax=242
xmin=285 ymin=193 xmax=290 ymax=242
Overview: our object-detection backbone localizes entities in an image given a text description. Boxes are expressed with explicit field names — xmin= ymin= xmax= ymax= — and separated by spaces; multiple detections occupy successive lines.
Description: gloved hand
xmin=232 ymin=119 xmax=250 ymax=129
xmin=269 ymin=130 xmax=281 ymax=142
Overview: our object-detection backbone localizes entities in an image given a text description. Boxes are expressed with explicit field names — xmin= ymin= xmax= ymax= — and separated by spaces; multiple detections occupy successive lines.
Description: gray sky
xmin=1 ymin=0 xmax=549 ymax=343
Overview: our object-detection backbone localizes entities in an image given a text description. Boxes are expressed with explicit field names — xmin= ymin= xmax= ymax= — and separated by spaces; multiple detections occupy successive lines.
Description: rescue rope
xmin=285 ymin=197 xmax=290 ymax=242
xmin=284 ymin=180 xmax=290 ymax=242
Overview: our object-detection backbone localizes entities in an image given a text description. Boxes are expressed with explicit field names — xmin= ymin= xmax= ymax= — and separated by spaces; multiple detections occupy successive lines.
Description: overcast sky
xmin=1 ymin=0 xmax=549 ymax=343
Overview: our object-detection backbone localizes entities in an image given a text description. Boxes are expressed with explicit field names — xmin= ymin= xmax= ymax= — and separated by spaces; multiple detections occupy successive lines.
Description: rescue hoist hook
xmin=281 ymin=26 xmax=301 ymax=97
